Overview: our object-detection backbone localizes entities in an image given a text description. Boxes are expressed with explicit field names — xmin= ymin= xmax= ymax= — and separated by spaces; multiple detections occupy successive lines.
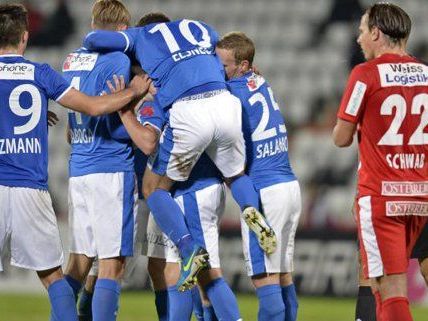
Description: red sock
xmin=374 ymin=291 xmax=383 ymax=321
xmin=381 ymin=297 xmax=413 ymax=321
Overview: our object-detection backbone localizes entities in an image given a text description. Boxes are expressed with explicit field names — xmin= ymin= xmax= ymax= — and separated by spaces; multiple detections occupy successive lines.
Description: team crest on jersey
xmin=140 ymin=105 xmax=154 ymax=117
xmin=246 ymin=73 xmax=265 ymax=92
xmin=0 ymin=63 xmax=35 ymax=80
xmin=62 ymin=53 xmax=98 ymax=72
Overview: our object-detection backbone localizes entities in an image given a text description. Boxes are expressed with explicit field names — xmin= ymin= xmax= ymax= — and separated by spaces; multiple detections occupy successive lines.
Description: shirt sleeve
xmin=37 ymin=64 xmax=72 ymax=101
xmin=337 ymin=64 xmax=371 ymax=124
xmin=137 ymin=98 xmax=165 ymax=132
xmin=83 ymin=28 xmax=138 ymax=54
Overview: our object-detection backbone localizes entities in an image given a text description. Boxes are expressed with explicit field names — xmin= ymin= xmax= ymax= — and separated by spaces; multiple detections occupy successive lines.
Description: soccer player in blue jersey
xmin=216 ymin=32 xmax=302 ymax=321
xmin=0 ymin=4 xmax=151 ymax=321
xmin=117 ymin=81 xmax=241 ymax=320
xmin=83 ymin=11 xmax=277 ymax=290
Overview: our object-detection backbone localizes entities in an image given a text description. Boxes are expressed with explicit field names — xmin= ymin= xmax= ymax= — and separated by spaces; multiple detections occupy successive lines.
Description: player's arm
xmin=118 ymin=101 xmax=159 ymax=155
xmin=333 ymin=65 xmax=369 ymax=148
xmin=333 ymin=119 xmax=357 ymax=147
xmin=83 ymin=29 xmax=134 ymax=53
xmin=59 ymin=74 xmax=151 ymax=116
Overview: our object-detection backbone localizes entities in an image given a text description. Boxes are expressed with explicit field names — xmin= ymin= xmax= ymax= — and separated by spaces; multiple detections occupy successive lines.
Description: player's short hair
xmin=0 ymin=4 xmax=28 ymax=48
xmin=366 ymin=3 xmax=411 ymax=44
xmin=92 ymin=0 xmax=131 ymax=30
xmin=216 ymin=32 xmax=255 ymax=66
xmin=136 ymin=12 xmax=170 ymax=27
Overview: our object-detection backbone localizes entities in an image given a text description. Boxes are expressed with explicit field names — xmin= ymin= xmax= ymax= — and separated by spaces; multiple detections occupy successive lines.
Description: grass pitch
xmin=0 ymin=291 xmax=427 ymax=321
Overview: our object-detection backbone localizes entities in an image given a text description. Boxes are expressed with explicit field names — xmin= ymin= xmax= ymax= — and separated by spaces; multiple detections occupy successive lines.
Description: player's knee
xmin=419 ymin=258 xmax=428 ymax=286
xmin=197 ymin=268 xmax=223 ymax=288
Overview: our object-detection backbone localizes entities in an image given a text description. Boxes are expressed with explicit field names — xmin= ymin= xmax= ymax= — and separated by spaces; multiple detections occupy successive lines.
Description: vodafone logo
xmin=0 ymin=62 xmax=34 ymax=80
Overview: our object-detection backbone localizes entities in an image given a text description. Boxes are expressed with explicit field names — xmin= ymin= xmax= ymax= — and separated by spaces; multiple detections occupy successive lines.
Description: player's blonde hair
xmin=92 ymin=0 xmax=131 ymax=30
xmin=217 ymin=32 xmax=255 ymax=66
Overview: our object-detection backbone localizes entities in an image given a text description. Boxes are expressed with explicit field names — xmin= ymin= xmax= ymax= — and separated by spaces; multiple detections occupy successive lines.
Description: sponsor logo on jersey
xmin=386 ymin=201 xmax=428 ymax=216
xmin=246 ymin=74 xmax=265 ymax=92
xmin=378 ymin=63 xmax=428 ymax=87
xmin=0 ymin=63 xmax=35 ymax=80
xmin=0 ymin=137 xmax=41 ymax=154
xmin=345 ymin=80 xmax=366 ymax=116
xmin=62 ymin=53 xmax=98 ymax=72
xmin=382 ymin=181 xmax=428 ymax=196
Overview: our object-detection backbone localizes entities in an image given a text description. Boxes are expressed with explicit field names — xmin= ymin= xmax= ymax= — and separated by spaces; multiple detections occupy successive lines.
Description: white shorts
xmin=150 ymin=90 xmax=245 ymax=181
xmin=142 ymin=183 xmax=225 ymax=268
xmin=68 ymin=172 xmax=138 ymax=259
xmin=0 ymin=185 xmax=63 ymax=271
xmin=241 ymin=181 xmax=301 ymax=276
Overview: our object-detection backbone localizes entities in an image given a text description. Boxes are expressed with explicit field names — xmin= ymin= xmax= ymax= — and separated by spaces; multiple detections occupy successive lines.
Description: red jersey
xmin=338 ymin=54 xmax=428 ymax=201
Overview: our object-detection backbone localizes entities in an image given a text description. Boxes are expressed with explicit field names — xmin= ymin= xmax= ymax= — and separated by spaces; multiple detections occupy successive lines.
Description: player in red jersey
xmin=333 ymin=3 xmax=428 ymax=321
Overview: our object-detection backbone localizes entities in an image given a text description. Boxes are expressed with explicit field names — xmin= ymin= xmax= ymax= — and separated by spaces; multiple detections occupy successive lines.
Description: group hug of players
xmin=0 ymin=1 xmax=427 ymax=321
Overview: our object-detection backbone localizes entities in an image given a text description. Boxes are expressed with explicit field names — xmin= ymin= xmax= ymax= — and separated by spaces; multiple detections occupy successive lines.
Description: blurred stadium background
xmin=1 ymin=0 xmax=428 ymax=320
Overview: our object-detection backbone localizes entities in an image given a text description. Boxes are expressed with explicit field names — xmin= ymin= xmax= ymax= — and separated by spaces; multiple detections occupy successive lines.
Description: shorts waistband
xmin=175 ymin=89 xmax=228 ymax=103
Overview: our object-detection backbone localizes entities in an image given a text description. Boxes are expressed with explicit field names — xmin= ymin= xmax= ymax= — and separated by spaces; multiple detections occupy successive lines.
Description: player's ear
xmin=22 ymin=31 xmax=29 ymax=46
xmin=240 ymin=60 xmax=251 ymax=73
xmin=117 ymin=24 xmax=128 ymax=31
xmin=371 ymin=26 xmax=380 ymax=42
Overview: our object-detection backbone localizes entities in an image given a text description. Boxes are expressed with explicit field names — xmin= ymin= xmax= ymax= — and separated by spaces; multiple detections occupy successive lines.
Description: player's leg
xmin=8 ymin=186 xmax=78 ymax=321
xmin=191 ymin=286 xmax=205 ymax=321
xmin=357 ymin=196 xmax=428 ymax=321
xmin=204 ymin=91 xmax=276 ymax=254
xmin=419 ymin=257 xmax=428 ymax=286
xmin=78 ymin=266 xmax=98 ymax=321
xmin=412 ymin=222 xmax=428 ymax=286
xmin=142 ymin=212 xmax=193 ymax=321
xmin=63 ymin=253 xmax=94 ymax=302
xmin=355 ymin=250 xmax=377 ymax=321
xmin=182 ymin=184 xmax=241 ymax=320
xmin=88 ymin=172 xmax=138 ymax=321
xmin=280 ymin=273 xmax=298 ymax=321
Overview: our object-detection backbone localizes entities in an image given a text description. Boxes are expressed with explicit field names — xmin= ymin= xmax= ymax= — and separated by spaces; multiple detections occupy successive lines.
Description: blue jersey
xmin=83 ymin=19 xmax=226 ymax=109
xmin=62 ymin=48 xmax=134 ymax=177
xmin=227 ymin=72 xmax=296 ymax=190
xmin=0 ymin=54 xmax=71 ymax=190
xmin=137 ymin=99 xmax=223 ymax=197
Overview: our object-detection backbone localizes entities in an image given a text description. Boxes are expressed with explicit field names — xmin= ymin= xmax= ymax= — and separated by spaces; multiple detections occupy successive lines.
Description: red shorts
xmin=356 ymin=196 xmax=428 ymax=278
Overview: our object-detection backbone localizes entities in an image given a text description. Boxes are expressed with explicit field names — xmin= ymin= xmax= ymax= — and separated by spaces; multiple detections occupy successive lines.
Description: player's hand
xmin=47 ymin=111 xmax=59 ymax=127
xmin=106 ymin=74 xmax=125 ymax=94
xmin=129 ymin=74 xmax=152 ymax=98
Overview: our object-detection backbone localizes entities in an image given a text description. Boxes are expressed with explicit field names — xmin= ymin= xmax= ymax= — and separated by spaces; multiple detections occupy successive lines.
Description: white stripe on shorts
xmin=358 ymin=196 xmax=383 ymax=277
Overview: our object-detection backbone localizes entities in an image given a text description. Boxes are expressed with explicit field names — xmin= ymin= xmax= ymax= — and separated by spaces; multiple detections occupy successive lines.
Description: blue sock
xmin=230 ymin=175 xmax=259 ymax=211
xmin=203 ymin=305 xmax=218 ymax=321
xmin=92 ymin=279 xmax=121 ymax=321
xmin=147 ymin=189 xmax=195 ymax=257
xmin=154 ymin=289 xmax=168 ymax=321
xmin=191 ymin=287 xmax=204 ymax=321
xmin=64 ymin=275 xmax=82 ymax=301
xmin=256 ymin=284 xmax=285 ymax=321
xmin=48 ymin=278 xmax=79 ymax=321
xmin=282 ymin=284 xmax=298 ymax=321
xmin=78 ymin=288 xmax=93 ymax=321
xmin=204 ymin=278 xmax=240 ymax=321
xmin=167 ymin=285 xmax=193 ymax=321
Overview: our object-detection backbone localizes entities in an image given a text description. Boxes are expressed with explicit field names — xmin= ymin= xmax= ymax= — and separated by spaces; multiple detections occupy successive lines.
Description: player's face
xmin=357 ymin=13 xmax=374 ymax=60
xmin=216 ymin=47 xmax=241 ymax=80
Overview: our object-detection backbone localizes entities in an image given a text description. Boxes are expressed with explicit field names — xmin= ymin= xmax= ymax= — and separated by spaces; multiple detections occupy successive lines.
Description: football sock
xmin=64 ymin=274 xmax=82 ymax=301
xmin=230 ymin=175 xmax=260 ymax=211
xmin=191 ymin=287 xmax=204 ymax=321
xmin=154 ymin=289 xmax=168 ymax=321
xmin=167 ymin=285 xmax=193 ymax=321
xmin=203 ymin=305 xmax=219 ymax=321
xmin=48 ymin=278 xmax=79 ymax=321
xmin=382 ymin=297 xmax=412 ymax=321
xmin=256 ymin=284 xmax=285 ymax=321
xmin=147 ymin=189 xmax=195 ymax=257
xmin=78 ymin=288 xmax=94 ymax=321
xmin=355 ymin=286 xmax=376 ymax=321
xmin=282 ymin=283 xmax=299 ymax=321
xmin=92 ymin=278 xmax=121 ymax=321
xmin=204 ymin=278 xmax=241 ymax=321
